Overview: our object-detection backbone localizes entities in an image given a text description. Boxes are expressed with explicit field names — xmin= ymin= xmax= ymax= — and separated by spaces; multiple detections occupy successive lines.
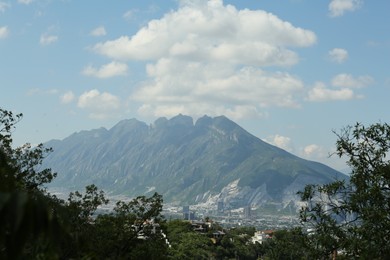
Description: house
xmin=251 ymin=230 xmax=274 ymax=244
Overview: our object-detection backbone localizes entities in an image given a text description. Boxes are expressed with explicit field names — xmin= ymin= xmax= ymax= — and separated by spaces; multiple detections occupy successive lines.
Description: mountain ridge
xmin=43 ymin=114 xmax=346 ymax=210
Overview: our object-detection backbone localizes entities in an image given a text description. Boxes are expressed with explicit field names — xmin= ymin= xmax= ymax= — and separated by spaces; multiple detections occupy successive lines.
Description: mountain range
xmin=43 ymin=114 xmax=346 ymax=211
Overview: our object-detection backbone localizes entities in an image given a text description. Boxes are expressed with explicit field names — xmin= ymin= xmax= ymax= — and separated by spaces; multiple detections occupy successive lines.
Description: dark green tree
xmin=217 ymin=226 xmax=258 ymax=260
xmin=90 ymin=192 xmax=167 ymax=259
xmin=299 ymin=123 xmax=390 ymax=259
xmin=260 ymin=228 xmax=309 ymax=260
xmin=165 ymin=219 xmax=213 ymax=259
xmin=168 ymin=231 xmax=213 ymax=259
xmin=0 ymin=109 xmax=62 ymax=259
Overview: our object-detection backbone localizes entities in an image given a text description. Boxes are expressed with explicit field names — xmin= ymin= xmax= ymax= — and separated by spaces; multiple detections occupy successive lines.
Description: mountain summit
xmin=44 ymin=115 xmax=345 ymax=210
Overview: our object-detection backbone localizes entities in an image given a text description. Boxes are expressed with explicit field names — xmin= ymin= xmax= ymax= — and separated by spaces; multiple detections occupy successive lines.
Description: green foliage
xmin=67 ymin=184 xmax=109 ymax=227
xmin=0 ymin=109 xmax=63 ymax=259
xmin=0 ymin=191 xmax=63 ymax=259
xmin=0 ymin=109 xmax=22 ymax=151
xmin=299 ymin=122 xmax=390 ymax=259
xmin=114 ymin=192 xmax=163 ymax=222
xmin=260 ymin=228 xmax=309 ymax=260
xmin=87 ymin=193 xmax=167 ymax=259
xmin=166 ymin=220 xmax=213 ymax=260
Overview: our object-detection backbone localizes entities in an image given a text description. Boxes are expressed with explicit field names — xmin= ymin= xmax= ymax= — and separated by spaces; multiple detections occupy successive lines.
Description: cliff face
xmin=43 ymin=115 xmax=346 ymax=210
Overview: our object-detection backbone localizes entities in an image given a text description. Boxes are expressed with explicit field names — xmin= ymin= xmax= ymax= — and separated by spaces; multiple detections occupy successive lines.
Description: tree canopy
xmin=299 ymin=122 xmax=390 ymax=259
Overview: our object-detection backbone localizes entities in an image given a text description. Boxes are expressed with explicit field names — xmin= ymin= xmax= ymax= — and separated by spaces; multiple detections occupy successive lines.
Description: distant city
xmin=162 ymin=201 xmax=301 ymax=230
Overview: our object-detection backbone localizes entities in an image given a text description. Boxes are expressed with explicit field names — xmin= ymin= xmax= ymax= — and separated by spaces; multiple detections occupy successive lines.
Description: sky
xmin=1 ymin=0 xmax=389 ymax=171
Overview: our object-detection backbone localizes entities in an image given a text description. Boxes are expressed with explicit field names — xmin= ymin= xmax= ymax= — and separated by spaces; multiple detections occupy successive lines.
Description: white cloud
xmin=82 ymin=61 xmax=128 ymax=79
xmin=308 ymin=74 xmax=371 ymax=102
xmin=90 ymin=26 xmax=106 ymax=37
xmin=303 ymin=144 xmax=321 ymax=156
xmin=331 ymin=74 xmax=373 ymax=88
xmin=307 ymin=82 xmax=358 ymax=102
xmin=299 ymin=144 xmax=347 ymax=170
xmin=60 ymin=91 xmax=75 ymax=104
xmin=328 ymin=48 xmax=348 ymax=63
xmin=0 ymin=26 xmax=8 ymax=39
xmin=78 ymin=89 xmax=121 ymax=119
xmin=92 ymin=0 xmax=315 ymax=119
xmin=329 ymin=0 xmax=362 ymax=17
xmin=301 ymin=144 xmax=330 ymax=163
xmin=264 ymin=134 xmax=293 ymax=152
xmin=94 ymin=1 xmax=316 ymax=64
xmin=134 ymin=59 xmax=304 ymax=119
xmin=18 ymin=0 xmax=33 ymax=4
xmin=40 ymin=33 xmax=58 ymax=45
xmin=0 ymin=2 xmax=11 ymax=13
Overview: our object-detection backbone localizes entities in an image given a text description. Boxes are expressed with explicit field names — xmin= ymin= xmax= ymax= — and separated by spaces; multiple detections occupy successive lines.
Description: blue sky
xmin=1 ymin=0 xmax=389 ymax=171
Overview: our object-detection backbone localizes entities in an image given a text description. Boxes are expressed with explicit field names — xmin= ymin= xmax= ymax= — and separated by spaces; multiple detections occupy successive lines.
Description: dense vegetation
xmin=1 ymin=107 xmax=389 ymax=259
xmin=298 ymin=123 xmax=390 ymax=259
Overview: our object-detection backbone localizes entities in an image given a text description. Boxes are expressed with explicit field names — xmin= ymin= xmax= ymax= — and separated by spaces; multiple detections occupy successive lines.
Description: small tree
xmin=299 ymin=123 xmax=390 ymax=259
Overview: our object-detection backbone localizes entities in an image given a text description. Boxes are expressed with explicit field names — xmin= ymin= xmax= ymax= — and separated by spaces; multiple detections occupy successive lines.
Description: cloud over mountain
xmin=77 ymin=89 xmax=121 ymax=119
xmin=91 ymin=0 xmax=316 ymax=119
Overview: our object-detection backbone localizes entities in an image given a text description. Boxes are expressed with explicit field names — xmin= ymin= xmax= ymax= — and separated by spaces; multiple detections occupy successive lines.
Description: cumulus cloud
xmin=0 ymin=26 xmax=8 ymax=39
xmin=60 ymin=91 xmax=75 ymax=104
xmin=301 ymin=144 xmax=331 ymax=163
xmin=0 ymin=2 xmax=11 ymax=13
xmin=303 ymin=144 xmax=322 ymax=156
xmin=40 ymin=33 xmax=58 ymax=45
xmin=82 ymin=61 xmax=128 ymax=79
xmin=134 ymin=59 xmax=304 ymax=118
xmin=90 ymin=26 xmax=106 ymax=37
xmin=329 ymin=0 xmax=362 ymax=17
xmin=307 ymin=73 xmax=372 ymax=102
xmin=331 ymin=73 xmax=373 ymax=88
xmin=78 ymin=89 xmax=121 ymax=119
xmin=91 ymin=0 xmax=315 ymax=119
xmin=264 ymin=134 xmax=293 ymax=152
xmin=94 ymin=1 xmax=316 ymax=64
xmin=307 ymin=82 xmax=358 ymax=102
xmin=328 ymin=48 xmax=348 ymax=63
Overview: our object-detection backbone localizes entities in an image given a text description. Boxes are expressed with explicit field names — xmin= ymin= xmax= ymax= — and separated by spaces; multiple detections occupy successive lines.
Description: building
xmin=183 ymin=205 xmax=195 ymax=220
xmin=251 ymin=230 xmax=274 ymax=244
xmin=243 ymin=205 xmax=251 ymax=219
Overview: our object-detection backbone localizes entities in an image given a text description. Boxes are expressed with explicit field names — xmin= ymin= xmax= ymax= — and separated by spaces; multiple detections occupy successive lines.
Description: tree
xmin=299 ymin=123 xmax=390 ymax=259
xmin=168 ymin=231 xmax=213 ymax=259
xmin=260 ymin=228 xmax=309 ymax=260
xmin=217 ymin=226 xmax=258 ymax=260
xmin=88 ymin=193 xmax=167 ymax=259
xmin=0 ymin=109 xmax=62 ymax=259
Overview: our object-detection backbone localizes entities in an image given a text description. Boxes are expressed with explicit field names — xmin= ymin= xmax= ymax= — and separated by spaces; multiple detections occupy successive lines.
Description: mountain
xmin=43 ymin=115 xmax=346 ymax=210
